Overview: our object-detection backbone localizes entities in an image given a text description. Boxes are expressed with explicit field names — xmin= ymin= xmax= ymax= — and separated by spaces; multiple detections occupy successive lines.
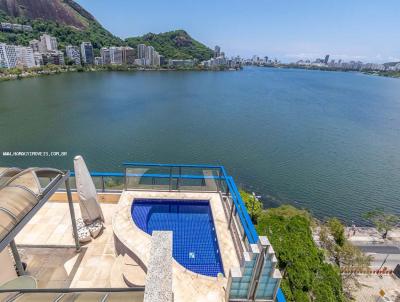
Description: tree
xmin=363 ymin=208 xmax=400 ymax=239
xmin=318 ymin=219 xmax=371 ymax=300
xmin=239 ymin=189 xmax=262 ymax=223
xmin=327 ymin=218 xmax=345 ymax=246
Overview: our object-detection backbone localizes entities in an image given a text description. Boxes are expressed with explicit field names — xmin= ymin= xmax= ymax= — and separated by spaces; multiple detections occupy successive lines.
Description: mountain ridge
xmin=0 ymin=0 xmax=95 ymax=29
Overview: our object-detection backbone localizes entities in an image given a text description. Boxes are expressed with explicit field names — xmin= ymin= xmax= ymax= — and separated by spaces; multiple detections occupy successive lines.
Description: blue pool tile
xmin=131 ymin=199 xmax=224 ymax=277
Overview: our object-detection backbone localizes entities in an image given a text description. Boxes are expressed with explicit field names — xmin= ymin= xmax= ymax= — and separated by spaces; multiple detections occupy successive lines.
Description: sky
xmin=76 ymin=0 xmax=400 ymax=63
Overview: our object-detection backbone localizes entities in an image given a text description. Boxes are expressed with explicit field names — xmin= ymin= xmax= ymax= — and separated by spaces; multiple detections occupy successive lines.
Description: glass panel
xmin=104 ymin=176 xmax=124 ymax=190
xmin=92 ymin=176 xmax=103 ymax=191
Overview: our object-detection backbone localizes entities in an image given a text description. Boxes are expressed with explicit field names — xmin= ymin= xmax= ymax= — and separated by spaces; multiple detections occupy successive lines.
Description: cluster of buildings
xmin=134 ymin=44 xmax=164 ymax=67
xmin=0 ymin=22 xmax=32 ymax=32
xmin=0 ymin=34 xmax=67 ymax=69
xmin=245 ymin=55 xmax=279 ymax=66
xmin=0 ymin=32 xmax=171 ymax=70
xmin=244 ymin=52 xmax=400 ymax=72
xmin=201 ymin=46 xmax=242 ymax=69
xmin=97 ymin=46 xmax=135 ymax=65
xmin=294 ymin=54 xmax=400 ymax=72
xmin=1 ymin=30 xmax=248 ymax=71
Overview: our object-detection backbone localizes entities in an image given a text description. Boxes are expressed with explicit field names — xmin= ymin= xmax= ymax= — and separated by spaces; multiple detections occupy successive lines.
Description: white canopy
xmin=73 ymin=155 xmax=104 ymax=224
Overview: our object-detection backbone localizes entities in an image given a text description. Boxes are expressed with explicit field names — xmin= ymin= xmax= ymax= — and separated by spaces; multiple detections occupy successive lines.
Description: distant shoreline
xmin=255 ymin=64 xmax=400 ymax=79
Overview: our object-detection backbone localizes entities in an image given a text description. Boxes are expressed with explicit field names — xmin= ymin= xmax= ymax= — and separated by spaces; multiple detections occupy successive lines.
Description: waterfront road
xmin=354 ymin=243 xmax=400 ymax=269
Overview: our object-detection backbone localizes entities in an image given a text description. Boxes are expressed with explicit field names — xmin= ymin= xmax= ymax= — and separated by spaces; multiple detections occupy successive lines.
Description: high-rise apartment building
xmin=145 ymin=46 xmax=154 ymax=66
xmin=80 ymin=42 xmax=94 ymax=65
xmin=137 ymin=44 xmax=147 ymax=59
xmin=39 ymin=34 xmax=58 ymax=53
xmin=65 ymin=45 xmax=81 ymax=65
xmin=0 ymin=43 xmax=17 ymax=68
xmin=16 ymin=46 xmax=36 ymax=68
xmin=29 ymin=39 xmax=40 ymax=52
xmin=214 ymin=46 xmax=221 ymax=58
xmin=110 ymin=47 xmax=123 ymax=65
xmin=324 ymin=54 xmax=330 ymax=64
xmin=152 ymin=51 xmax=161 ymax=66
xmin=122 ymin=47 xmax=135 ymax=65
xmin=100 ymin=47 xmax=111 ymax=65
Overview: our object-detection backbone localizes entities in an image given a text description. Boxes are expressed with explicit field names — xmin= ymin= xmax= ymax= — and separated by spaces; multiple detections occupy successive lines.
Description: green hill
xmin=126 ymin=30 xmax=213 ymax=62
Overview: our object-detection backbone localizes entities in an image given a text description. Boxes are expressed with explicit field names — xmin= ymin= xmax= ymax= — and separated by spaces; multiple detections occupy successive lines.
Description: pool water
xmin=131 ymin=199 xmax=224 ymax=277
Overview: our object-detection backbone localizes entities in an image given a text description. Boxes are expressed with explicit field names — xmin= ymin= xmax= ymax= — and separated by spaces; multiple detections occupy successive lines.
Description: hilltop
xmin=0 ymin=0 xmax=213 ymax=60
xmin=126 ymin=30 xmax=213 ymax=61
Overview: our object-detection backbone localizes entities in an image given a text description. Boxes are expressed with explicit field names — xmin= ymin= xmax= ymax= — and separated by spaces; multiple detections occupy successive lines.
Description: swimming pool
xmin=131 ymin=199 xmax=224 ymax=277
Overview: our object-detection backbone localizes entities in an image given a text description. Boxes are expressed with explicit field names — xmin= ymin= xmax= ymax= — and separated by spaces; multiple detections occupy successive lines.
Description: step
xmin=122 ymin=254 xmax=146 ymax=287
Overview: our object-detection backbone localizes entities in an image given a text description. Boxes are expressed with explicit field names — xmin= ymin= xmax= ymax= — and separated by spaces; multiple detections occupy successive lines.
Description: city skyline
xmin=75 ymin=0 xmax=400 ymax=63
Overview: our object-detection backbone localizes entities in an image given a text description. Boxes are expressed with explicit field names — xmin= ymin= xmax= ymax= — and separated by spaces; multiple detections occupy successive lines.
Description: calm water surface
xmin=1 ymin=67 xmax=400 ymax=223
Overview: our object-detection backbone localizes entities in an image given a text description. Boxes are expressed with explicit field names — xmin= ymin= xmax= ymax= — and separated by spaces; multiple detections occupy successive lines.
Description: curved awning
xmin=0 ymin=168 xmax=69 ymax=252
xmin=0 ymin=167 xmax=22 ymax=188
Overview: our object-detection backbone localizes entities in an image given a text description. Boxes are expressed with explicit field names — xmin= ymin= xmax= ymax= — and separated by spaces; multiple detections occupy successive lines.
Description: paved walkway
xmin=352 ymin=275 xmax=400 ymax=302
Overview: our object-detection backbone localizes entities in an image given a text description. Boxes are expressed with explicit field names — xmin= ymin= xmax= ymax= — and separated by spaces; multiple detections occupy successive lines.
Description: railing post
xmin=217 ymin=169 xmax=222 ymax=193
xmin=177 ymin=167 xmax=181 ymax=190
xmin=66 ymin=178 xmax=81 ymax=252
xmin=10 ymin=240 xmax=24 ymax=276
xmin=101 ymin=176 xmax=105 ymax=192
xmin=124 ymin=167 xmax=127 ymax=190
xmin=228 ymin=196 xmax=235 ymax=230
xmin=169 ymin=167 xmax=172 ymax=191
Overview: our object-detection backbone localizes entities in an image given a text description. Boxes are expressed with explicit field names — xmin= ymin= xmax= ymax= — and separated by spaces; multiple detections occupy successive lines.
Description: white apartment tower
xmin=110 ymin=47 xmax=123 ymax=65
xmin=0 ymin=43 xmax=17 ymax=68
xmin=145 ymin=46 xmax=154 ymax=66
xmin=137 ymin=44 xmax=146 ymax=59
xmin=39 ymin=34 xmax=58 ymax=52
xmin=16 ymin=46 xmax=36 ymax=68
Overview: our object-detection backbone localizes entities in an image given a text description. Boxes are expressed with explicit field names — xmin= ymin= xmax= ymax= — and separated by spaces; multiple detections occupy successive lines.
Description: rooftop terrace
xmin=0 ymin=162 xmax=283 ymax=302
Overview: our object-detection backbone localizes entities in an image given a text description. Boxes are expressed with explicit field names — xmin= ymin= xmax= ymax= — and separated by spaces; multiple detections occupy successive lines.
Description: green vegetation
xmin=0 ymin=64 xmax=144 ymax=82
xmin=126 ymin=30 xmax=213 ymax=61
xmin=326 ymin=218 xmax=346 ymax=246
xmin=365 ymin=70 xmax=400 ymax=78
xmin=239 ymin=187 xmax=374 ymax=302
xmin=239 ymin=189 xmax=263 ymax=223
xmin=363 ymin=208 xmax=400 ymax=239
xmin=255 ymin=205 xmax=346 ymax=302
xmin=0 ymin=10 xmax=123 ymax=55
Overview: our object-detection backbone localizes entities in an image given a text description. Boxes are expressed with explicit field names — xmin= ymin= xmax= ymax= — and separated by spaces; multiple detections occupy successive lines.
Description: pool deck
xmin=11 ymin=191 xmax=240 ymax=302
xmin=14 ymin=201 xmax=119 ymax=289
xmin=114 ymin=191 xmax=240 ymax=302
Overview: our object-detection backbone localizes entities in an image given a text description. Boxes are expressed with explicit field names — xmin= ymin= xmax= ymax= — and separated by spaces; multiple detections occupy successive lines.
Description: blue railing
xmin=70 ymin=163 xmax=259 ymax=244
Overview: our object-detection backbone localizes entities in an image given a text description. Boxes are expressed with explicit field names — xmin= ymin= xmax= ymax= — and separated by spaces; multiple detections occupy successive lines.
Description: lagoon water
xmin=1 ymin=67 xmax=400 ymax=222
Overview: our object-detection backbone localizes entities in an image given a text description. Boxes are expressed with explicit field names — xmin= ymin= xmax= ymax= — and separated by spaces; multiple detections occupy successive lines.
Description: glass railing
xmin=64 ymin=163 xmax=258 ymax=245
xmin=69 ymin=172 xmax=124 ymax=192
xmin=123 ymin=162 xmax=259 ymax=245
